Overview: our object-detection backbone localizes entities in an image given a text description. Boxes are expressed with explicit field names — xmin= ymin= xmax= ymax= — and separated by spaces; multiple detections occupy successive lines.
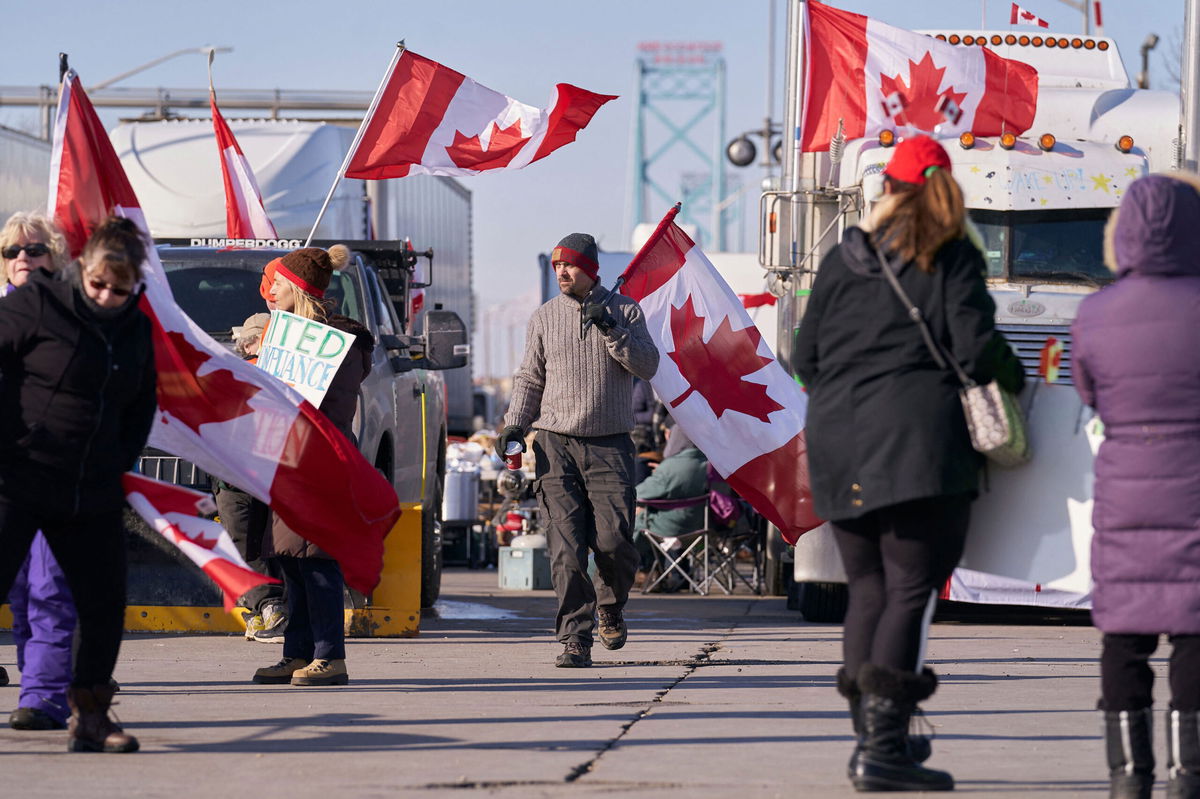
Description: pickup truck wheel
xmin=420 ymin=476 xmax=443 ymax=608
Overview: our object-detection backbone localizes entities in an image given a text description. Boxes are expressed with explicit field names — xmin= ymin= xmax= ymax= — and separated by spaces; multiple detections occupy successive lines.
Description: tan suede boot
xmin=252 ymin=656 xmax=310 ymax=685
xmin=290 ymin=659 xmax=348 ymax=686
xmin=67 ymin=684 xmax=138 ymax=753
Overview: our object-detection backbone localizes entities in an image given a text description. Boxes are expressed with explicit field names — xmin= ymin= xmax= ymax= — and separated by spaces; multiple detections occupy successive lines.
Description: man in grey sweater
xmin=498 ymin=232 xmax=659 ymax=667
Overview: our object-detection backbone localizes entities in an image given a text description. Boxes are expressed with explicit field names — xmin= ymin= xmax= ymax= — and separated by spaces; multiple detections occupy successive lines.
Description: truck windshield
xmin=159 ymin=251 xmax=365 ymax=340
xmin=969 ymin=208 xmax=1113 ymax=285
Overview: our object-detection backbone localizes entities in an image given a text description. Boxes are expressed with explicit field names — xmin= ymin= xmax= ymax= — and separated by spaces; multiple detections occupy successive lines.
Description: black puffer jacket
xmin=0 ymin=267 xmax=157 ymax=516
xmin=267 ymin=313 xmax=373 ymax=559
xmin=795 ymin=228 xmax=1024 ymax=521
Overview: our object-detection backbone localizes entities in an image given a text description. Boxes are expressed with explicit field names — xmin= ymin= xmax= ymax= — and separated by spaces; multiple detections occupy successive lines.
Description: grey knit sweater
xmin=504 ymin=285 xmax=659 ymax=437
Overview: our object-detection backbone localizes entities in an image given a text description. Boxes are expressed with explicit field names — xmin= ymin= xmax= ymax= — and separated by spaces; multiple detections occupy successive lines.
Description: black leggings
xmin=0 ymin=497 xmax=127 ymax=687
xmin=1101 ymin=633 xmax=1200 ymax=712
xmin=832 ymin=495 xmax=971 ymax=679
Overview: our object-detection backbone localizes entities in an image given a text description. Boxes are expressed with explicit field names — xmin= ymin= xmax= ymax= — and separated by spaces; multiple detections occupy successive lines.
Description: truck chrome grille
xmin=136 ymin=450 xmax=211 ymax=489
xmin=995 ymin=323 xmax=1073 ymax=386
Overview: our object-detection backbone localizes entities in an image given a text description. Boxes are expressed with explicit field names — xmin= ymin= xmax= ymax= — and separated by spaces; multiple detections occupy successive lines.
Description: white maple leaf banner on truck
xmin=620 ymin=205 xmax=822 ymax=545
xmin=800 ymin=0 xmax=1039 ymax=151
xmin=47 ymin=70 xmax=399 ymax=595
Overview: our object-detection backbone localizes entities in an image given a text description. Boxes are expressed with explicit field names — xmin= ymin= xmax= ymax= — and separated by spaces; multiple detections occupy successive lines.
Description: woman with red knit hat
xmin=250 ymin=244 xmax=375 ymax=688
xmin=796 ymin=135 xmax=1024 ymax=792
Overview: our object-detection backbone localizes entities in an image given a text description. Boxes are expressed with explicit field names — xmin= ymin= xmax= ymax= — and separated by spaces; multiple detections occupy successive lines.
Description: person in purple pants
xmin=1 ymin=212 xmax=76 ymax=731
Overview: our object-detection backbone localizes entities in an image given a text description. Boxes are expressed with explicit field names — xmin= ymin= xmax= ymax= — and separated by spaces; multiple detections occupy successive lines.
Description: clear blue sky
xmin=2 ymin=0 xmax=1187 ymax=312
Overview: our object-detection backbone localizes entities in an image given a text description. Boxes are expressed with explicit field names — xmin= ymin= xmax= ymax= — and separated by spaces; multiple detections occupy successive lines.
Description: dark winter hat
xmin=884 ymin=134 xmax=952 ymax=186
xmin=551 ymin=232 xmax=599 ymax=281
xmin=268 ymin=244 xmax=349 ymax=299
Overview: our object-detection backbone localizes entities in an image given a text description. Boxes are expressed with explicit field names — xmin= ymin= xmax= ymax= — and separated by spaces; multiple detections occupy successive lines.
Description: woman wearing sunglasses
xmin=0 ymin=212 xmax=81 ymax=731
xmin=0 ymin=215 xmax=157 ymax=753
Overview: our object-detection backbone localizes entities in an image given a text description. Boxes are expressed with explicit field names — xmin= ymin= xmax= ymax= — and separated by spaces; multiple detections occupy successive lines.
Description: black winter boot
xmin=1104 ymin=709 xmax=1154 ymax=799
xmin=851 ymin=664 xmax=953 ymax=792
xmin=838 ymin=666 xmax=934 ymax=779
xmin=1167 ymin=709 xmax=1200 ymax=799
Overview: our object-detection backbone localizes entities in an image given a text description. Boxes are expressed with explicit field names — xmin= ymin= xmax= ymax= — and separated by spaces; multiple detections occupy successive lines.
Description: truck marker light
xmin=1071 ymin=38 xmax=1083 ymax=48
xmin=991 ymin=35 xmax=1003 ymax=46
xmin=1098 ymin=41 xmax=1109 ymax=50
xmin=1116 ymin=136 xmax=1134 ymax=153
xmin=963 ymin=35 xmax=975 ymax=45
xmin=1084 ymin=39 xmax=1096 ymax=50
xmin=948 ymin=34 xmax=961 ymax=45
xmin=1058 ymin=38 xmax=1071 ymax=48
xmin=935 ymin=34 xmax=948 ymax=41
xmin=959 ymin=132 xmax=976 ymax=150
xmin=769 ymin=211 xmax=777 ymax=234
xmin=1005 ymin=34 xmax=1017 ymax=45
xmin=878 ymin=129 xmax=896 ymax=147
xmin=1039 ymin=133 xmax=1056 ymax=151
xmin=1045 ymin=37 xmax=1058 ymax=48
xmin=1000 ymin=133 xmax=1017 ymax=150
xmin=1019 ymin=35 xmax=1031 ymax=46
xmin=1032 ymin=36 xmax=1044 ymax=46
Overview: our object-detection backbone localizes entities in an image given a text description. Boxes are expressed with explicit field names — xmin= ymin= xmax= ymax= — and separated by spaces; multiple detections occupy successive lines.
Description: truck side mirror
xmin=422 ymin=310 xmax=469 ymax=371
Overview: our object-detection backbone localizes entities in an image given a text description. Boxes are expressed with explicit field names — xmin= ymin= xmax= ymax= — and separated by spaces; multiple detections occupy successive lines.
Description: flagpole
xmin=305 ymin=41 xmax=406 ymax=246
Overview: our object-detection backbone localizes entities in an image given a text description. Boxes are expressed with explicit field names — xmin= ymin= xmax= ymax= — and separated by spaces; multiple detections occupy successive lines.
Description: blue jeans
xmin=276 ymin=557 xmax=345 ymax=661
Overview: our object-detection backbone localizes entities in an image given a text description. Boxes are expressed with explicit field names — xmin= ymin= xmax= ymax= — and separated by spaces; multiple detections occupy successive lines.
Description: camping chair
xmin=636 ymin=494 xmax=713 ymax=595
xmin=697 ymin=498 xmax=766 ymax=596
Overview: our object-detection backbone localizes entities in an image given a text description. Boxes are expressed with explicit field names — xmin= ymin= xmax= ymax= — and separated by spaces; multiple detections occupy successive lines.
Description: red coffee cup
xmin=505 ymin=441 xmax=523 ymax=471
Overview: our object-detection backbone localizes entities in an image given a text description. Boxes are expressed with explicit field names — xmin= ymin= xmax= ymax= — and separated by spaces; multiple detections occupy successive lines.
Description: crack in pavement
xmin=563 ymin=598 xmax=758 ymax=784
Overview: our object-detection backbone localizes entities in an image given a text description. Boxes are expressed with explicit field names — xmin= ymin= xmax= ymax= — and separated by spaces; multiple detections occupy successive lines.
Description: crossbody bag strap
xmin=873 ymin=243 xmax=976 ymax=389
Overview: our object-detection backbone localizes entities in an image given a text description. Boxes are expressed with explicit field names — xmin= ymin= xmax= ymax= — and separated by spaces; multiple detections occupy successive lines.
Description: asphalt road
xmin=0 ymin=568 xmax=1163 ymax=798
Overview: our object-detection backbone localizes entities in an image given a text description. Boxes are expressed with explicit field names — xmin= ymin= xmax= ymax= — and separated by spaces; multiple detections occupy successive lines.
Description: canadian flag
xmin=801 ymin=0 xmax=1039 ymax=150
xmin=343 ymin=47 xmax=616 ymax=179
xmin=210 ymin=88 xmax=278 ymax=239
xmin=48 ymin=70 xmax=399 ymax=594
xmin=620 ymin=206 xmax=821 ymax=544
xmin=1011 ymin=2 xmax=1050 ymax=27
xmin=124 ymin=474 xmax=279 ymax=610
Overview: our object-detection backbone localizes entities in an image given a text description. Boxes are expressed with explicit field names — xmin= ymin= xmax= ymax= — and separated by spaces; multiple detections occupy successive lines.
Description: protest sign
xmin=255 ymin=310 xmax=351 ymax=406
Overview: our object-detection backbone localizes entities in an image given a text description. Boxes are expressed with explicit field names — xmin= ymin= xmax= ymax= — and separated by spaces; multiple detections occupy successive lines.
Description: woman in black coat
xmin=0 ymin=217 xmax=157 ymax=753
xmin=795 ymin=136 xmax=1023 ymax=792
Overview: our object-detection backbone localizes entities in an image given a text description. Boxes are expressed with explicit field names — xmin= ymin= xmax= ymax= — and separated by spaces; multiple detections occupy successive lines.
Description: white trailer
xmin=110 ymin=118 xmax=476 ymax=436
xmin=0 ymin=124 xmax=50 ymax=221
xmin=762 ymin=15 xmax=1178 ymax=618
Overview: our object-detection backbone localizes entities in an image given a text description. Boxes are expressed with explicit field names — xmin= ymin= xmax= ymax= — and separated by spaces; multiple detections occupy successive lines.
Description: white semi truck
xmin=761 ymin=14 xmax=1179 ymax=618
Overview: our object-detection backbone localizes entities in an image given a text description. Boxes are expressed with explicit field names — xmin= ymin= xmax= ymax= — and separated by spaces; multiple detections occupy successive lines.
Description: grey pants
xmin=534 ymin=430 xmax=639 ymax=645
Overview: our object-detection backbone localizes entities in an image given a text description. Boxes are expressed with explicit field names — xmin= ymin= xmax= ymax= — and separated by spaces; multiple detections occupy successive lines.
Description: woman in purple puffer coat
xmin=1073 ymin=174 xmax=1200 ymax=799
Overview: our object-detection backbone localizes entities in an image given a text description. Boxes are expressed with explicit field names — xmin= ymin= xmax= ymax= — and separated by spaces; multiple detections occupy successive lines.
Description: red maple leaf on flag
xmin=667 ymin=297 xmax=784 ymax=423
xmin=879 ymin=52 xmax=968 ymax=132
xmin=446 ymin=119 xmax=528 ymax=170
xmin=155 ymin=329 xmax=262 ymax=435
xmin=165 ymin=521 xmax=220 ymax=551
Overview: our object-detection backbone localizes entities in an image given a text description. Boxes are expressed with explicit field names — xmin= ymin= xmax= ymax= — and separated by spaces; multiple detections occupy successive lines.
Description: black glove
xmin=495 ymin=425 xmax=525 ymax=458
xmin=582 ymin=302 xmax=617 ymax=333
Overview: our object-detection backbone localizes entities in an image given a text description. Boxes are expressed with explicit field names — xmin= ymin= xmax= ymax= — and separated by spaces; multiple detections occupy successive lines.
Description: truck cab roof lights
xmin=1071 ymin=38 xmax=1084 ymax=48
xmin=1000 ymin=132 xmax=1017 ymax=150
xmin=1005 ymin=34 xmax=1017 ymax=45
xmin=879 ymin=129 xmax=896 ymax=147
xmin=1039 ymin=133 xmax=1056 ymax=151
xmin=1019 ymin=35 xmax=1031 ymax=46
xmin=1098 ymin=40 xmax=1109 ymax=50
xmin=959 ymin=132 xmax=976 ymax=150
xmin=1116 ymin=135 xmax=1135 ymax=153
xmin=1084 ymin=39 xmax=1097 ymax=49
xmin=1032 ymin=36 xmax=1044 ymax=46
xmin=948 ymin=34 xmax=961 ymax=45
xmin=934 ymin=33 xmax=1104 ymax=50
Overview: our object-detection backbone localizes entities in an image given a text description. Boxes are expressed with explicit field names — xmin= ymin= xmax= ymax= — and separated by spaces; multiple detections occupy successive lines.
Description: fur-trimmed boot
xmin=1167 ymin=709 xmax=1200 ymax=799
xmin=851 ymin=664 xmax=953 ymax=792
xmin=67 ymin=684 xmax=139 ymax=753
xmin=1104 ymin=708 xmax=1154 ymax=799
xmin=838 ymin=666 xmax=933 ymax=778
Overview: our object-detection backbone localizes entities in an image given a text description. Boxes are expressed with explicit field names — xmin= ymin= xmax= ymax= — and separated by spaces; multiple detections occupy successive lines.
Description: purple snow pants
xmin=8 ymin=533 xmax=76 ymax=724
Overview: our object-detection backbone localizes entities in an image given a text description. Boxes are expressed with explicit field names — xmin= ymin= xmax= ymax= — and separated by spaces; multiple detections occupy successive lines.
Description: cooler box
xmin=499 ymin=546 xmax=552 ymax=590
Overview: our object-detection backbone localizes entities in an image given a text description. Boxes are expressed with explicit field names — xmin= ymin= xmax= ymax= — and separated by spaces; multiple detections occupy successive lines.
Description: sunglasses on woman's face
xmin=86 ymin=278 xmax=133 ymax=297
xmin=2 ymin=243 xmax=50 ymax=259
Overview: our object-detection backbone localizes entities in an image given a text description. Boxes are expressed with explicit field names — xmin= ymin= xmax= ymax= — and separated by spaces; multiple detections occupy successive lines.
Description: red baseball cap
xmin=883 ymin=135 xmax=953 ymax=186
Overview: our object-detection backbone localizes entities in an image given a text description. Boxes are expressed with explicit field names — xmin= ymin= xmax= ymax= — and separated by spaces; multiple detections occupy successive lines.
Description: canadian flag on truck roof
xmin=1010 ymin=2 xmax=1050 ymax=28
xmin=620 ymin=205 xmax=822 ymax=544
xmin=210 ymin=85 xmax=278 ymax=240
xmin=801 ymin=0 xmax=1039 ymax=151
xmin=343 ymin=46 xmax=616 ymax=179
xmin=48 ymin=70 xmax=399 ymax=595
